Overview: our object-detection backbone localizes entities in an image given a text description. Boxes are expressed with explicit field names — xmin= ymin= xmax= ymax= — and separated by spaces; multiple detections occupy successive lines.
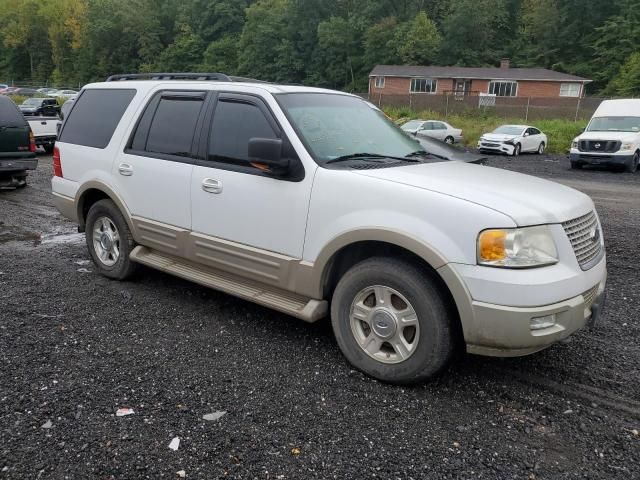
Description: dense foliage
xmin=0 ymin=0 xmax=638 ymax=94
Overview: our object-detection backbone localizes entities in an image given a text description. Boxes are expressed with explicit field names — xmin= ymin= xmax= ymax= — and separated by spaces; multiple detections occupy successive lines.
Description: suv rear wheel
xmin=86 ymin=199 xmax=137 ymax=280
xmin=330 ymin=257 xmax=455 ymax=384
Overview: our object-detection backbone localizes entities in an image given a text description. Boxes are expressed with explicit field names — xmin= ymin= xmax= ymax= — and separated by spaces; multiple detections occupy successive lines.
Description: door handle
xmin=202 ymin=178 xmax=223 ymax=194
xmin=118 ymin=163 xmax=133 ymax=176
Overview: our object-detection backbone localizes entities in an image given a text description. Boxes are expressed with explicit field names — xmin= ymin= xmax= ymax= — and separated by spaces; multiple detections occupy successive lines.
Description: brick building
xmin=369 ymin=60 xmax=592 ymax=98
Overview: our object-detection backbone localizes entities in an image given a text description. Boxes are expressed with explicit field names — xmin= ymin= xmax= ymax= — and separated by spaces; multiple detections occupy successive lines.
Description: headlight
xmin=477 ymin=226 xmax=558 ymax=268
xmin=571 ymin=138 xmax=579 ymax=149
xmin=503 ymin=139 xmax=515 ymax=145
xmin=621 ymin=143 xmax=634 ymax=151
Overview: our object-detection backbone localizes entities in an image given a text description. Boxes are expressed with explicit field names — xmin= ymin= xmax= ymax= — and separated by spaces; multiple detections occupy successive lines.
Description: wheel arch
xmin=76 ymin=182 xmax=135 ymax=235
xmin=297 ymin=229 xmax=469 ymax=344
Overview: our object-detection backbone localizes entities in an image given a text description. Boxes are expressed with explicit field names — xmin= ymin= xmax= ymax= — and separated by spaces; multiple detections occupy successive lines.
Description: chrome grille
xmin=583 ymin=284 xmax=599 ymax=311
xmin=562 ymin=211 xmax=603 ymax=270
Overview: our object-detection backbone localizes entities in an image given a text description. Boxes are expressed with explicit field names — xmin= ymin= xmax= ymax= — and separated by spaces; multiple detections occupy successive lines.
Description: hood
xmin=354 ymin=161 xmax=593 ymax=226
xmin=481 ymin=133 xmax=518 ymax=142
xmin=577 ymin=130 xmax=639 ymax=142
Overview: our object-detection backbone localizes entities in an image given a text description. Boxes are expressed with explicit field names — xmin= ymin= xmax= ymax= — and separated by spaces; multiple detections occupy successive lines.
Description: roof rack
xmin=105 ymin=72 xmax=267 ymax=83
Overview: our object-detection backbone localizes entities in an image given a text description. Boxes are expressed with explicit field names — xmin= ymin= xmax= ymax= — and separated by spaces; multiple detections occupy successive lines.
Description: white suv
xmin=52 ymin=73 xmax=607 ymax=383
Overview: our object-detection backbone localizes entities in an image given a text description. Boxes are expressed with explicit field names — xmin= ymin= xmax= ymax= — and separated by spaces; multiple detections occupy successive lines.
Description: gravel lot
xmin=1 ymin=153 xmax=639 ymax=479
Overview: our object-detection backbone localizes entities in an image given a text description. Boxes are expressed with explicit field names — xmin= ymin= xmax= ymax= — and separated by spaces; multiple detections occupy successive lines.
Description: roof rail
xmin=105 ymin=72 xmax=267 ymax=83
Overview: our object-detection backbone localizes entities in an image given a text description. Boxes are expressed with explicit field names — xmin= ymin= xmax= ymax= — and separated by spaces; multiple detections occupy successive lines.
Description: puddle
xmin=0 ymin=226 xmax=83 ymax=246
xmin=39 ymin=232 xmax=84 ymax=245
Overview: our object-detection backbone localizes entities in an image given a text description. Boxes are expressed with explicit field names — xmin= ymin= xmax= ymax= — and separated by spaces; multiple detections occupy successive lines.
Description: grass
xmin=384 ymin=106 xmax=587 ymax=154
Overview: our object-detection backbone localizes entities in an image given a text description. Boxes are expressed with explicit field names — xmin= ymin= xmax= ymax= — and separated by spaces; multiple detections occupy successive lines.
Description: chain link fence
xmin=358 ymin=92 xmax=609 ymax=122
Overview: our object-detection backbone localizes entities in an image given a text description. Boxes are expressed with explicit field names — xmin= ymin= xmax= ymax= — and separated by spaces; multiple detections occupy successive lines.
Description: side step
xmin=130 ymin=246 xmax=327 ymax=323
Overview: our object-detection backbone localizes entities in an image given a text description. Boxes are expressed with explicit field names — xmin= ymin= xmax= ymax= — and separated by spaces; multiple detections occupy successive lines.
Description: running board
xmin=130 ymin=246 xmax=327 ymax=323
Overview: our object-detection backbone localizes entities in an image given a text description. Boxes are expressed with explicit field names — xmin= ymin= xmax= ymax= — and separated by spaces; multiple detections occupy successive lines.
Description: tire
xmin=624 ymin=152 xmax=639 ymax=173
xmin=444 ymin=136 xmax=454 ymax=145
xmin=330 ymin=257 xmax=455 ymax=384
xmin=43 ymin=144 xmax=55 ymax=154
xmin=570 ymin=161 xmax=582 ymax=170
xmin=537 ymin=143 xmax=545 ymax=154
xmin=85 ymin=199 xmax=137 ymax=280
xmin=512 ymin=143 xmax=521 ymax=156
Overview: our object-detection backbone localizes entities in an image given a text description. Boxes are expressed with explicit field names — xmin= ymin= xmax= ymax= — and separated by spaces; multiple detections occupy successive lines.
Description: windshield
xmin=22 ymin=98 xmax=42 ymax=106
xmin=493 ymin=126 xmax=524 ymax=135
xmin=401 ymin=120 xmax=423 ymax=130
xmin=587 ymin=116 xmax=640 ymax=132
xmin=277 ymin=93 xmax=424 ymax=163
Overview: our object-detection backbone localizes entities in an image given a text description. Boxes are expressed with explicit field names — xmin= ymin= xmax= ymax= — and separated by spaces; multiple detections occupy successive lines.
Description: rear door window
xmin=128 ymin=91 xmax=206 ymax=159
xmin=59 ymin=89 xmax=136 ymax=148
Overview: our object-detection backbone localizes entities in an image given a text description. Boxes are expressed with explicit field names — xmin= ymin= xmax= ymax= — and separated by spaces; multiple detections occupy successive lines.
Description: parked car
xmin=37 ymin=87 xmax=58 ymax=95
xmin=55 ymin=89 xmax=78 ymax=99
xmin=1 ymin=87 xmax=19 ymax=95
xmin=402 ymin=119 xmax=463 ymax=144
xmin=27 ymin=117 xmax=57 ymax=153
xmin=0 ymin=84 xmax=8 ymax=92
xmin=10 ymin=87 xmax=39 ymax=97
xmin=478 ymin=125 xmax=548 ymax=156
xmin=52 ymin=74 xmax=606 ymax=384
xmin=19 ymin=97 xmax=61 ymax=117
xmin=0 ymin=95 xmax=37 ymax=188
xmin=569 ymin=99 xmax=640 ymax=173
xmin=59 ymin=97 xmax=75 ymax=121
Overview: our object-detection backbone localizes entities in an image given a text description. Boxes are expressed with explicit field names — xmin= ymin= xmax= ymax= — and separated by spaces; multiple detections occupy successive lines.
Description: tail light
xmin=460 ymin=130 xmax=464 ymax=137
xmin=53 ymin=146 xmax=63 ymax=177
xmin=29 ymin=131 xmax=36 ymax=153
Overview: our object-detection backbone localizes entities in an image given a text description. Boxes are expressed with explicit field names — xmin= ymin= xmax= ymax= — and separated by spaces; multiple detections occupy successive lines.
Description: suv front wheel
xmin=86 ymin=199 xmax=137 ymax=280
xmin=331 ymin=257 xmax=455 ymax=384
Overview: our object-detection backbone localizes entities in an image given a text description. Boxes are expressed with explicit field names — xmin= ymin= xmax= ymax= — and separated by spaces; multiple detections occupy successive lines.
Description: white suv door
xmin=190 ymin=93 xmax=312 ymax=260
xmin=114 ymin=90 xmax=207 ymax=230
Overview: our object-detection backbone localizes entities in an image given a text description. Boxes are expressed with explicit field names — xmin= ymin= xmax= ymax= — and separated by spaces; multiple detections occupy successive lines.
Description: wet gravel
xmin=0 ymin=153 xmax=639 ymax=479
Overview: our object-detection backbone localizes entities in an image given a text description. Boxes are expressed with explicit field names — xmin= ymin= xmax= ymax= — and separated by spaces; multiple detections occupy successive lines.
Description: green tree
xmin=607 ymin=52 xmax=640 ymax=96
xmin=395 ymin=11 xmax=441 ymax=65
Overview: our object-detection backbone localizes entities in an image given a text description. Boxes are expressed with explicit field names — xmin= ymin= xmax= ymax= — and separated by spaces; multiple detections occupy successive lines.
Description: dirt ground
xmin=0 ymin=153 xmax=638 ymax=479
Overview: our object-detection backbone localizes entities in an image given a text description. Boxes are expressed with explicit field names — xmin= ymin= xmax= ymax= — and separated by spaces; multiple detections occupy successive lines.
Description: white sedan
xmin=478 ymin=125 xmax=548 ymax=156
xmin=401 ymin=119 xmax=463 ymax=144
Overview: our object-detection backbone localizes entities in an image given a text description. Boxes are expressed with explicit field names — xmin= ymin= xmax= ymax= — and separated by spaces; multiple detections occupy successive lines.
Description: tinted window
xmin=59 ymin=89 xmax=136 ymax=148
xmin=208 ymin=100 xmax=277 ymax=166
xmin=145 ymin=97 xmax=204 ymax=157
xmin=0 ymin=97 xmax=27 ymax=127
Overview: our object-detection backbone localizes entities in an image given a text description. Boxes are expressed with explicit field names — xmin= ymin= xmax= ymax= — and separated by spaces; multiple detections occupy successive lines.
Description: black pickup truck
xmin=18 ymin=97 xmax=60 ymax=117
xmin=0 ymin=95 xmax=37 ymax=188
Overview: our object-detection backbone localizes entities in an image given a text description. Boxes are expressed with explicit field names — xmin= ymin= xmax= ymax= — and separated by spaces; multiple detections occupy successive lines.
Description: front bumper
xmin=466 ymin=278 xmax=606 ymax=357
xmin=478 ymin=142 xmax=515 ymax=155
xmin=569 ymin=152 xmax=633 ymax=167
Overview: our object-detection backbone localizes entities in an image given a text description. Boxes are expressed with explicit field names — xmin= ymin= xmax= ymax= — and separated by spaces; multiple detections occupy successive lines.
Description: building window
xmin=410 ymin=78 xmax=437 ymax=94
xmin=374 ymin=76 xmax=385 ymax=89
xmin=560 ymin=83 xmax=581 ymax=97
xmin=488 ymin=81 xmax=518 ymax=97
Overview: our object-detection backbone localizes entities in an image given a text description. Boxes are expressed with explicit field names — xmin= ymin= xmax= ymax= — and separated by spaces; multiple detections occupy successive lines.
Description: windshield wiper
xmin=326 ymin=153 xmax=419 ymax=165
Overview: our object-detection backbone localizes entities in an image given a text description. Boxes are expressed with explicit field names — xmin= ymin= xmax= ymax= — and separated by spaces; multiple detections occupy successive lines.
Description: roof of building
xmin=370 ymin=65 xmax=591 ymax=83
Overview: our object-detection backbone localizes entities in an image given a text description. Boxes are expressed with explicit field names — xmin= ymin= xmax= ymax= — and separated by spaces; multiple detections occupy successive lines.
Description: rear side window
xmin=208 ymin=99 xmax=278 ymax=167
xmin=145 ymin=97 xmax=204 ymax=157
xmin=0 ymin=97 xmax=27 ymax=127
xmin=59 ymin=89 xmax=136 ymax=148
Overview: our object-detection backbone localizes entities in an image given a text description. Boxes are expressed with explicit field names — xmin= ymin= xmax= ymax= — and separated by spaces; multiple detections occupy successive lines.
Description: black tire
xmin=15 ymin=174 xmax=27 ymax=188
xmin=444 ymin=136 xmax=454 ymax=145
xmin=537 ymin=142 xmax=545 ymax=154
xmin=512 ymin=143 xmax=521 ymax=156
xmin=624 ymin=152 xmax=639 ymax=173
xmin=43 ymin=144 xmax=55 ymax=154
xmin=85 ymin=199 xmax=137 ymax=280
xmin=330 ymin=257 xmax=455 ymax=384
xmin=571 ymin=161 xmax=582 ymax=169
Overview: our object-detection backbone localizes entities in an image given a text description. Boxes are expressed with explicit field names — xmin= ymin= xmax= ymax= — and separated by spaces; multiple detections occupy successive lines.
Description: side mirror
xmin=248 ymin=138 xmax=289 ymax=174
xmin=523 ymin=132 xmax=530 ymax=137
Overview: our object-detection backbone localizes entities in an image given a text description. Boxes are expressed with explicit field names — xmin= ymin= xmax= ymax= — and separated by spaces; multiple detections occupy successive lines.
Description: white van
xmin=570 ymin=99 xmax=640 ymax=172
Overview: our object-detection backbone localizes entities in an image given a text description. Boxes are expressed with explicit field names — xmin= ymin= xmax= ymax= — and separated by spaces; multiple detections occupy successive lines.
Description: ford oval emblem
xmin=595 ymin=143 xmax=601 ymax=149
